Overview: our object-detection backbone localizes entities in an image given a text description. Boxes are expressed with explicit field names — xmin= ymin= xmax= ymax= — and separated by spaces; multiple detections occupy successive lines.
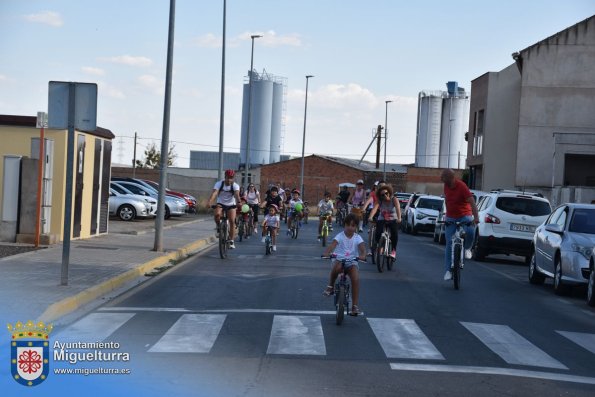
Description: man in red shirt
xmin=441 ymin=169 xmax=480 ymax=281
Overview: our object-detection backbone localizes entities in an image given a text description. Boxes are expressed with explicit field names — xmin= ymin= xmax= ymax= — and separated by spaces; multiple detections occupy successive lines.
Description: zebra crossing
xmin=54 ymin=309 xmax=595 ymax=375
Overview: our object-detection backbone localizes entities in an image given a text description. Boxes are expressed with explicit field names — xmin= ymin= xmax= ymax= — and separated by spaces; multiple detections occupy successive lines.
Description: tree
xmin=135 ymin=143 xmax=177 ymax=169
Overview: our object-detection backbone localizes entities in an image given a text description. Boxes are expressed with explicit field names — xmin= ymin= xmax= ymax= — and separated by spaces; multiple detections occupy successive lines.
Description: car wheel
xmin=117 ymin=204 xmax=136 ymax=221
xmin=587 ymin=264 xmax=595 ymax=307
xmin=411 ymin=220 xmax=418 ymax=235
xmin=553 ymin=254 xmax=569 ymax=295
xmin=472 ymin=233 xmax=486 ymax=261
xmin=164 ymin=205 xmax=171 ymax=220
xmin=528 ymin=251 xmax=545 ymax=285
xmin=433 ymin=229 xmax=439 ymax=243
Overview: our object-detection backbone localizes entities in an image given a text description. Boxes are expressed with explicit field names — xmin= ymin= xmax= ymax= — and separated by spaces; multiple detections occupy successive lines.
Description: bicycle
xmin=319 ymin=214 xmax=331 ymax=247
xmin=375 ymin=223 xmax=395 ymax=273
xmin=289 ymin=212 xmax=301 ymax=239
xmin=443 ymin=220 xmax=474 ymax=290
xmin=322 ymin=255 xmax=365 ymax=325
xmin=264 ymin=227 xmax=273 ymax=255
xmin=367 ymin=220 xmax=377 ymax=265
xmin=212 ymin=205 xmax=232 ymax=259
xmin=336 ymin=206 xmax=347 ymax=227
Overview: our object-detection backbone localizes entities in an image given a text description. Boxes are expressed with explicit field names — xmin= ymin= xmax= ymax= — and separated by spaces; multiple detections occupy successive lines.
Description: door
xmin=73 ymin=134 xmax=85 ymax=238
xmin=99 ymin=141 xmax=111 ymax=233
xmin=90 ymin=139 xmax=101 ymax=235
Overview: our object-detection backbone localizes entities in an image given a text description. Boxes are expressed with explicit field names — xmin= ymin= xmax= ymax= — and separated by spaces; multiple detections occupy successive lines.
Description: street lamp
xmin=245 ymin=34 xmax=262 ymax=183
xmin=383 ymin=100 xmax=392 ymax=181
xmin=300 ymin=75 xmax=314 ymax=196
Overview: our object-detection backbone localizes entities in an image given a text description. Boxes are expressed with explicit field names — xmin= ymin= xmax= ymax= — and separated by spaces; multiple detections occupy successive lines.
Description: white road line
xmin=56 ymin=312 xmax=135 ymax=342
xmin=461 ymin=322 xmax=567 ymax=369
xmin=267 ymin=315 xmax=326 ymax=356
xmin=389 ymin=363 xmax=595 ymax=385
xmin=367 ymin=318 xmax=444 ymax=360
xmin=557 ymin=331 xmax=595 ymax=355
xmin=148 ymin=314 xmax=226 ymax=353
xmin=99 ymin=307 xmax=336 ymax=315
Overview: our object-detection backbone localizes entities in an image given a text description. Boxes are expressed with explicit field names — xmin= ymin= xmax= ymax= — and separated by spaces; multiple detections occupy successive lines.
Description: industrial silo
xmin=269 ymin=81 xmax=283 ymax=163
xmin=415 ymin=92 xmax=443 ymax=168
xmin=240 ymin=70 xmax=285 ymax=168
xmin=439 ymin=82 xmax=469 ymax=169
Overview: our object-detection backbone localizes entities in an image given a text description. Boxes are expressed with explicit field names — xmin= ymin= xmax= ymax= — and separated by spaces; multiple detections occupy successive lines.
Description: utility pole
xmin=132 ymin=131 xmax=137 ymax=178
xmin=375 ymin=124 xmax=383 ymax=169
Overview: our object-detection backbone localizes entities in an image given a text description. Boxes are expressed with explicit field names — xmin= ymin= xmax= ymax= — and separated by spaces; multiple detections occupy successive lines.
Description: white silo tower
xmin=240 ymin=70 xmax=286 ymax=168
xmin=415 ymin=91 xmax=443 ymax=167
xmin=439 ymin=82 xmax=469 ymax=169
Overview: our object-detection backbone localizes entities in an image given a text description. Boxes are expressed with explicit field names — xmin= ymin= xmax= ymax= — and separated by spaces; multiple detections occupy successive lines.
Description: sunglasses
xmin=381 ymin=192 xmax=390 ymax=197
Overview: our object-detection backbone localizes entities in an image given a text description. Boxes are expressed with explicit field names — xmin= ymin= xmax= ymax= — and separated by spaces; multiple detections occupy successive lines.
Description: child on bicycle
xmin=261 ymin=204 xmax=280 ymax=251
xmin=287 ymin=189 xmax=304 ymax=235
xmin=317 ymin=191 xmax=334 ymax=241
xmin=368 ymin=184 xmax=401 ymax=259
xmin=322 ymin=213 xmax=366 ymax=316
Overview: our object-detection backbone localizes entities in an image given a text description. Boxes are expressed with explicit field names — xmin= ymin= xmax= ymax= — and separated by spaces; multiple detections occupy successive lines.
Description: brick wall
xmin=406 ymin=167 xmax=463 ymax=195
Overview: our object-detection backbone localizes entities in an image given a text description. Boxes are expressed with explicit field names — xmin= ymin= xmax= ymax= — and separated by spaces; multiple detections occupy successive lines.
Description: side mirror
xmin=544 ymin=224 xmax=564 ymax=234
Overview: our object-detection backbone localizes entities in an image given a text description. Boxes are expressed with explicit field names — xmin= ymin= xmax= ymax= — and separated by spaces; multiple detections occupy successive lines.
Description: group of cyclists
xmin=208 ymin=169 xmax=480 ymax=315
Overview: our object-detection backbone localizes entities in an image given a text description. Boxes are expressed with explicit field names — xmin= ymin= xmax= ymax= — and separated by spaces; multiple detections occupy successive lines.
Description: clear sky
xmin=1 ymin=1 xmax=594 ymax=167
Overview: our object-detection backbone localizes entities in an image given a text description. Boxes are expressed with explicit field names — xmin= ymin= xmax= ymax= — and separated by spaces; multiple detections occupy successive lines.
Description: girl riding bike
xmin=261 ymin=204 xmax=280 ymax=252
xmin=322 ymin=213 xmax=366 ymax=316
xmin=317 ymin=191 xmax=334 ymax=240
xmin=368 ymin=184 xmax=401 ymax=259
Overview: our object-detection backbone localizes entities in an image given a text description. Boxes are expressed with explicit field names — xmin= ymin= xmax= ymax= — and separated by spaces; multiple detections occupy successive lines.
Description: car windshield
xmin=569 ymin=209 xmax=595 ymax=234
xmin=417 ymin=198 xmax=443 ymax=211
xmin=495 ymin=197 xmax=551 ymax=216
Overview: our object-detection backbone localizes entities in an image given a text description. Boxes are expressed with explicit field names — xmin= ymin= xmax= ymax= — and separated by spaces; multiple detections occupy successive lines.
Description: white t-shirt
xmin=289 ymin=198 xmax=303 ymax=210
xmin=332 ymin=231 xmax=364 ymax=260
xmin=213 ymin=180 xmax=239 ymax=206
xmin=264 ymin=214 xmax=280 ymax=229
xmin=318 ymin=199 xmax=334 ymax=214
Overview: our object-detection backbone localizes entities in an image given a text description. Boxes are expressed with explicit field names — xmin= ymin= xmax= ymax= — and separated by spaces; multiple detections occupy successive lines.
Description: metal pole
xmin=245 ymin=34 xmax=262 ymax=178
xmin=35 ymin=120 xmax=45 ymax=247
xmin=217 ymin=0 xmax=227 ymax=181
xmin=154 ymin=0 xmax=176 ymax=252
xmin=383 ymin=100 xmax=392 ymax=181
xmin=61 ymin=82 xmax=76 ymax=286
xmin=300 ymin=75 xmax=313 ymax=196
xmin=132 ymin=131 xmax=137 ymax=178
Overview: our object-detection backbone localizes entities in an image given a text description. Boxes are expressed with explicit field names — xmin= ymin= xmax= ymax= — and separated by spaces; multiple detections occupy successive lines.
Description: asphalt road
xmin=55 ymin=220 xmax=595 ymax=397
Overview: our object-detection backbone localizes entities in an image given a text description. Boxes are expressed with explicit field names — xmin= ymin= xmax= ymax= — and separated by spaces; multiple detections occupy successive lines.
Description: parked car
xmin=407 ymin=195 xmax=444 ymax=235
xmin=110 ymin=181 xmax=187 ymax=219
xmin=528 ymin=203 xmax=595 ymax=303
xmin=141 ymin=179 xmax=197 ymax=213
xmin=401 ymin=193 xmax=426 ymax=233
xmin=589 ymin=250 xmax=595 ymax=307
xmin=472 ymin=189 xmax=551 ymax=263
xmin=470 ymin=189 xmax=489 ymax=204
xmin=108 ymin=188 xmax=154 ymax=221
xmin=394 ymin=192 xmax=413 ymax=210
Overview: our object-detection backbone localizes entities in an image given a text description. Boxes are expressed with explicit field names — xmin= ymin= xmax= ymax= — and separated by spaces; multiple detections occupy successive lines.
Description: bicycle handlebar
xmin=321 ymin=255 xmax=366 ymax=263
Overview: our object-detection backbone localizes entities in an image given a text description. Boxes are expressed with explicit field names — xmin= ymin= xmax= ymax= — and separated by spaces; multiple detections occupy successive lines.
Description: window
xmin=473 ymin=110 xmax=484 ymax=156
xmin=495 ymin=197 xmax=551 ymax=217
xmin=569 ymin=209 xmax=595 ymax=234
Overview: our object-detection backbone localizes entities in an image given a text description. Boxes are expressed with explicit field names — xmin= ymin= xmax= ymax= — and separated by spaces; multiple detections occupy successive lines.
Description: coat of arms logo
xmin=7 ymin=320 xmax=53 ymax=387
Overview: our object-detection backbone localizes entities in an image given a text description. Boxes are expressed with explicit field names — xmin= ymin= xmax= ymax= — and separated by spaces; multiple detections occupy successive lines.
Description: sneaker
xmin=261 ymin=237 xmax=266 ymax=243
xmin=390 ymin=249 xmax=396 ymax=259
xmin=444 ymin=270 xmax=452 ymax=281
xmin=358 ymin=228 xmax=363 ymax=233
xmin=286 ymin=230 xmax=291 ymax=236
xmin=465 ymin=249 xmax=473 ymax=260
xmin=228 ymin=240 xmax=235 ymax=249
xmin=272 ymin=245 xmax=277 ymax=252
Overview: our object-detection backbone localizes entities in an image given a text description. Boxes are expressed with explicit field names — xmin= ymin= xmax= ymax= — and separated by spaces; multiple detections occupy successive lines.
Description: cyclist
xmin=350 ymin=179 xmax=366 ymax=232
xmin=440 ymin=169 xmax=480 ymax=281
xmin=317 ymin=191 xmax=334 ymax=241
xmin=322 ymin=213 xmax=366 ymax=316
xmin=368 ymin=184 xmax=401 ymax=259
xmin=261 ymin=185 xmax=283 ymax=214
xmin=236 ymin=197 xmax=253 ymax=237
xmin=337 ymin=185 xmax=350 ymax=210
xmin=208 ymin=169 xmax=241 ymax=249
xmin=286 ymin=189 xmax=304 ymax=235
xmin=363 ymin=181 xmax=385 ymax=255
xmin=261 ymin=204 xmax=280 ymax=251
xmin=244 ymin=183 xmax=261 ymax=233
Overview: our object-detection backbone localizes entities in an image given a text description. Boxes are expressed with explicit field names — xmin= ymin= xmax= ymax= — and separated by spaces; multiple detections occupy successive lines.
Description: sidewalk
xmin=0 ymin=216 xmax=216 ymax=326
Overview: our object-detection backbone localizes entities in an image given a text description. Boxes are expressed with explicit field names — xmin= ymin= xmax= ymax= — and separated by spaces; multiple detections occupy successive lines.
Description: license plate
xmin=510 ymin=224 xmax=535 ymax=233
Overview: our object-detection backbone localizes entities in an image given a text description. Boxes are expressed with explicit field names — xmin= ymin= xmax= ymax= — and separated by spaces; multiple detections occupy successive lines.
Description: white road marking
xmin=56 ymin=312 xmax=135 ymax=342
xmin=148 ymin=314 xmax=226 ymax=353
xmin=367 ymin=318 xmax=444 ymax=360
xmin=267 ymin=315 xmax=326 ymax=355
xmin=557 ymin=331 xmax=595 ymax=355
xmin=389 ymin=363 xmax=595 ymax=385
xmin=99 ymin=307 xmax=336 ymax=315
xmin=461 ymin=322 xmax=567 ymax=369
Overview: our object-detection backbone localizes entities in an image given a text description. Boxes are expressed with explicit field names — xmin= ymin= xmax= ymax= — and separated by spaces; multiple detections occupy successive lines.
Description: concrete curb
xmin=39 ymin=235 xmax=216 ymax=323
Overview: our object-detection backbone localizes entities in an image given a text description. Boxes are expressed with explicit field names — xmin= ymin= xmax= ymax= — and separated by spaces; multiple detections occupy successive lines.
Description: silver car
xmin=529 ymin=203 xmax=595 ymax=303
xmin=110 ymin=181 xmax=187 ymax=218
xmin=108 ymin=189 xmax=153 ymax=221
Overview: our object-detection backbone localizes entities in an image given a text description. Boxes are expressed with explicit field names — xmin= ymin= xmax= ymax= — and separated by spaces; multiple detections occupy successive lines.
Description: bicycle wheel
xmin=453 ymin=243 xmax=461 ymax=290
xmin=369 ymin=226 xmax=376 ymax=265
xmin=321 ymin=225 xmax=327 ymax=247
xmin=293 ymin=223 xmax=299 ymax=239
xmin=265 ymin=238 xmax=271 ymax=255
xmin=386 ymin=242 xmax=394 ymax=271
xmin=219 ymin=221 xmax=228 ymax=259
xmin=238 ymin=221 xmax=244 ymax=242
xmin=336 ymin=284 xmax=346 ymax=325
xmin=376 ymin=237 xmax=385 ymax=273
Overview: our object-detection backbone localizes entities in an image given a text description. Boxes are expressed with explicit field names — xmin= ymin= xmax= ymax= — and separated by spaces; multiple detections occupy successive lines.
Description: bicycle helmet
xmin=292 ymin=189 xmax=301 ymax=195
xmin=269 ymin=204 xmax=279 ymax=211
xmin=224 ymin=169 xmax=235 ymax=178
